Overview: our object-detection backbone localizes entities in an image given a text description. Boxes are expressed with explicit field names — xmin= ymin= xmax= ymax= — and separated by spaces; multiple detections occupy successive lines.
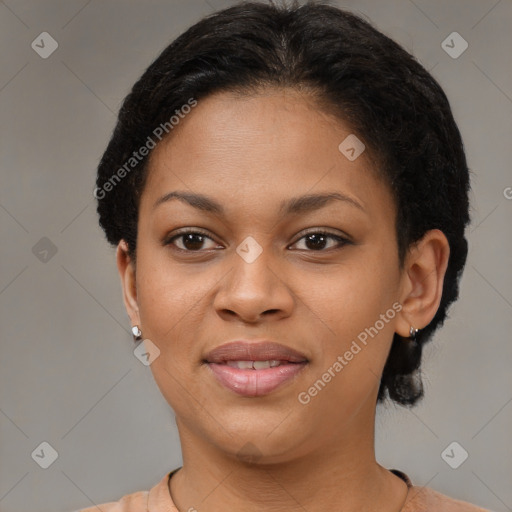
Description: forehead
xmin=141 ymin=88 xmax=393 ymax=220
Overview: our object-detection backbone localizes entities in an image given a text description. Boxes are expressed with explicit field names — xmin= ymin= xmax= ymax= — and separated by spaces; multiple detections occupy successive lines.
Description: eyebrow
xmin=153 ymin=190 xmax=365 ymax=215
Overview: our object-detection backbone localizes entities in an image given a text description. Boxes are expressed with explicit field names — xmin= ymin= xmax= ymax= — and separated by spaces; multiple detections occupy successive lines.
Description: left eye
xmin=290 ymin=232 xmax=349 ymax=251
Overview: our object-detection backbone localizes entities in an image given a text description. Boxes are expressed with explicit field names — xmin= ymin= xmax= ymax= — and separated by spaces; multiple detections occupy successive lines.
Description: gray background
xmin=0 ymin=0 xmax=511 ymax=511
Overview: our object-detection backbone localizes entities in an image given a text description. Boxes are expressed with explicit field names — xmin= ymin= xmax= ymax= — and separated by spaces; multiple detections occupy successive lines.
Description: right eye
xmin=165 ymin=230 xmax=221 ymax=252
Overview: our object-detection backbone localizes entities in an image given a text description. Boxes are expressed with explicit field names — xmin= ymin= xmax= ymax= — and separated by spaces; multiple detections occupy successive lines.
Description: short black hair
xmin=96 ymin=0 xmax=470 ymax=407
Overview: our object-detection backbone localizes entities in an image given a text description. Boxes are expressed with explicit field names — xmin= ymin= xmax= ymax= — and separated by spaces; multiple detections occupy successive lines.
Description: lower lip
xmin=206 ymin=362 xmax=307 ymax=397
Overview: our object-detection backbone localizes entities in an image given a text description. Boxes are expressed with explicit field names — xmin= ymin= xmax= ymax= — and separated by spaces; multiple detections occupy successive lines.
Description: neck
xmin=169 ymin=410 xmax=408 ymax=512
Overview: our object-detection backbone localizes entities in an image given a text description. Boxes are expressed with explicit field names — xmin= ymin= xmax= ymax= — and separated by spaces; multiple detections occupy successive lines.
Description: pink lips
xmin=204 ymin=341 xmax=308 ymax=397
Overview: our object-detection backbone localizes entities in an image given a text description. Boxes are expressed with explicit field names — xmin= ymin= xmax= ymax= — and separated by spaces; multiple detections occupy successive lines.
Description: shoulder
xmin=74 ymin=469 xmax=178 ymax=512
xmin=76 ymin=490 xmax=149 ymax=512
xmin=390 ymin=468 xmax=490 ymax=512
xmin=403 ymin=485 xmax=491 ymax=512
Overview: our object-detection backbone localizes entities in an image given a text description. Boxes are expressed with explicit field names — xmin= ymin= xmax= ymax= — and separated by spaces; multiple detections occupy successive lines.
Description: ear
xmin=116 ymin=239 xmax=140 ymax=327
xmin=395 ymin=229 xmax=450 ymax=337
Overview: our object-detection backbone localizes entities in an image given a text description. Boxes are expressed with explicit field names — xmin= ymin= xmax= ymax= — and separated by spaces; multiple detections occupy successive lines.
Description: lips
xmin=204 ymin=341 xmax=308 ymax=397
xmin=204 ymin=341 xmax=308 ymax=364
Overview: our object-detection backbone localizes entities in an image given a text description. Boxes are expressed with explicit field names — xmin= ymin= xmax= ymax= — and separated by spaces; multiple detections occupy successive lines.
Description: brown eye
xmin=166 ymin=230 xmax=219 ymax=251
xmin=290 ymin=232 xmax=350 ymax=251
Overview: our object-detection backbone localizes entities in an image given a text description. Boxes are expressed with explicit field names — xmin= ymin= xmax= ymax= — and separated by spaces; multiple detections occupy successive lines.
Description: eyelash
xmin=164 ymin=228 xmax=351 ymax=253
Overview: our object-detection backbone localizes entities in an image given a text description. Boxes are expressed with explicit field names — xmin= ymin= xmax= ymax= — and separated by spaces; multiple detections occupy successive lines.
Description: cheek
xmin=136 ymin=258 xmax=210 ymax=352
xmin=134 ymin=255 xmax=214 ymax=412
xmin=305 ymin=254 xmax=399 ymax=347
xmin=299 ymin=250 xmax=400 ymax=401
xmin=135 ymin=246 xmax=179 ymax=342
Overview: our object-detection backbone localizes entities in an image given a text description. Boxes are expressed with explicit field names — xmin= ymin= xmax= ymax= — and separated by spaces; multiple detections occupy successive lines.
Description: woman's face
xmin=121 ymin=88 xmax=411 ymax=462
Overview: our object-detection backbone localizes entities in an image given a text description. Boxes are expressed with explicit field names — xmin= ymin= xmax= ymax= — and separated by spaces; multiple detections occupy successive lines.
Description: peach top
xmin=77 ymin=467 xmax=490 ymax=511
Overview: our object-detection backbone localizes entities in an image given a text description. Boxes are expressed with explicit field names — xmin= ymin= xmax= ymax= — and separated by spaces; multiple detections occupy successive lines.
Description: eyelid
xmin=291 ymin=227 xmax=353 ymax=244
xmin=164 ymin=227 xmax=352 ymax=253
xmin=167 ymin=227 xmax=212 ymax=238
xmin=288 ymin=230 xmax=351 ymax=252
xmin=163 ymin=227 xmax=219 ymax=247
xmin=164 ymin=227 xmax=351 ymax=242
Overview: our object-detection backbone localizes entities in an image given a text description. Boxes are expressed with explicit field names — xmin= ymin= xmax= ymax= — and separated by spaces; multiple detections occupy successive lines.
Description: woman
xmin=81 ymin=1 xmax=488 ymax=510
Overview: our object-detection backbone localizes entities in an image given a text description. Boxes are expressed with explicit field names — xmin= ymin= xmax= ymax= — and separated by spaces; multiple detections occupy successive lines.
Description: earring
xmin=409 ymin=326 xmax=419 ymax=341
xmin=132 ymin=325 xmax=142 ymax=342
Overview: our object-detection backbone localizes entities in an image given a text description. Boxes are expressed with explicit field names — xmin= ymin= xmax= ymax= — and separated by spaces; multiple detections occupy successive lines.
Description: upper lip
xmin=205 ymin=341 xmax=308 ymax=364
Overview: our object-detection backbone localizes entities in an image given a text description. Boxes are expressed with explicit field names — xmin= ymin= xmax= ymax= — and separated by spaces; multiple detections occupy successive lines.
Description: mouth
xmin=204 ymin=341 xmax=309 ymax=397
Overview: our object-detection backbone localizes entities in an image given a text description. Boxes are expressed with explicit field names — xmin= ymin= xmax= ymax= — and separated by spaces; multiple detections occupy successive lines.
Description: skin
xmin=117 ymin=87 xmax=450 ymax=512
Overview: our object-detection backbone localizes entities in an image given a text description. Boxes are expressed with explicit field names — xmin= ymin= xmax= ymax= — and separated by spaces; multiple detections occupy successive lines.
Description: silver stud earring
xmin=132 ymin=325 xmax=142 ymax=342
xmin=409 ymin=326 xmax=419 ymax=341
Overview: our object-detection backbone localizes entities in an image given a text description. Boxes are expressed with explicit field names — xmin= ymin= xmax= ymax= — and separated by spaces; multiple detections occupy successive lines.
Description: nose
xmin=213 ymin=240 xmax=295 ymax=324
